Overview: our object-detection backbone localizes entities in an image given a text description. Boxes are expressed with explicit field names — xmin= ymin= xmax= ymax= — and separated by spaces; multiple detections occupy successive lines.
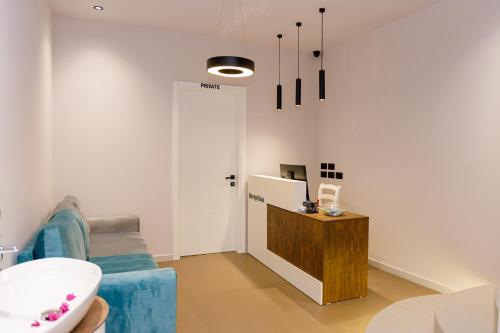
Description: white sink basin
xmin=0 ymin=258 xmax=102 ymax=333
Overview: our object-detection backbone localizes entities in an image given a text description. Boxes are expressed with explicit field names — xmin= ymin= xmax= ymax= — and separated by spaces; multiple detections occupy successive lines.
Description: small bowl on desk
xmin=319 ymin=207 xmax=345 ymax=217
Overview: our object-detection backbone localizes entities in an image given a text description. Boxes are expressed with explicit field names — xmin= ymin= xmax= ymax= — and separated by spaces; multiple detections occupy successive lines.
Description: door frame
xmin=172 ymin=81 xmax=247 ymax=260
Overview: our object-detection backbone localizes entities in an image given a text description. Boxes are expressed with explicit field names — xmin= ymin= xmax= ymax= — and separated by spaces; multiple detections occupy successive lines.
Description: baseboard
xmin=153 ymin=253 xmax=176 ymax=262
xmin=368 ymin=257 xmax=457 ymax=294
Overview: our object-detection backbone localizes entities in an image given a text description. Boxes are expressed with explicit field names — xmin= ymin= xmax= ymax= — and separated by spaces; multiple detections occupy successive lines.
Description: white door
xmin=177 ymin=83 xmax=243 ymax=256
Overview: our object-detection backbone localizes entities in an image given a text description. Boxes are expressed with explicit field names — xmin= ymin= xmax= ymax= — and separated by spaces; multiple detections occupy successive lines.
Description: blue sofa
xmin=17 ymin=196 xmax=176 ymax=333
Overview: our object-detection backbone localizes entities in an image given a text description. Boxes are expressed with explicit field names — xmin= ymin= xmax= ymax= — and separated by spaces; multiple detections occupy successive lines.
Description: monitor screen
xmin=280 ymin=164 xmax=309 ymax=201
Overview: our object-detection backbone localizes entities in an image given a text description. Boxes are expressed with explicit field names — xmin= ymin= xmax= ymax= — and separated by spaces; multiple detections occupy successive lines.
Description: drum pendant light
xmin=207 ymin=56 xmax=254 ymax=77
xmin=277 ymin=34 xmax=283 ymax=110
xmin=207 ymin=0 xmax=255 ymax=78
xmin=295 ymin=22 xmax=302 ymax=107
xmin=319 ymin=8 xmax=326 ymax=100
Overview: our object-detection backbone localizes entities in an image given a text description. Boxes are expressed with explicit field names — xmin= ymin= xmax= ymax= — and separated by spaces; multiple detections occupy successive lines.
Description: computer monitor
xmin=280 ymin=164 xmax=310 ymax=201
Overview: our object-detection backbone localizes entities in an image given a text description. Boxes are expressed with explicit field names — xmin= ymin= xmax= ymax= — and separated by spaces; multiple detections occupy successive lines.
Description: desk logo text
xmin=249 ymin=193 xmax=265 ymax=203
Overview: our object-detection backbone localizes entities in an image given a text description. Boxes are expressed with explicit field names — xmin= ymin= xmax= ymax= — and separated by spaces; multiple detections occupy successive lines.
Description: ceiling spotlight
xmin=93 ymin=5 xmax=104 ymax=11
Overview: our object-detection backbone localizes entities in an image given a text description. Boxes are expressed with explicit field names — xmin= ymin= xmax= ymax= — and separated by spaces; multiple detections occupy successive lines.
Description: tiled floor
xmin=159 ymin=252 xmax=436 ymax=333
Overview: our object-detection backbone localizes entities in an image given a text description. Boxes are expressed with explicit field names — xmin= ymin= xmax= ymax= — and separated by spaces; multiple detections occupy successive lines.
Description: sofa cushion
xmin=88 ymin=216 xmax=140 ymax=234
xmin=62 ymin=196 xmax=88 ymax=226
xmin=51 ymin=206 xmax=90 ymax=260
xmin=89 ymin=253 xmax=158 ymax=274
xmin=34 ymin=213 xmax=86 ymax=260
xmin=63 ymin=195 xmax=82 ymax=210
xmin=98 ymin=268 xmax=176 ymax=333
xmin=89 ymin=232 xmax=149 ymax=257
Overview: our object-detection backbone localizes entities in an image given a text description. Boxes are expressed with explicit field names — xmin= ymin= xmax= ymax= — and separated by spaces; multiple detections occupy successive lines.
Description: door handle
xmin=225 ymin=175 xmax=235 ymax=180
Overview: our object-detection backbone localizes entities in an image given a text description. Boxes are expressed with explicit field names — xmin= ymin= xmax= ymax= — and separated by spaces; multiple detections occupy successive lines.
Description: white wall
xmin=17 ymin=0 xmax=496 ymax=292
xmin=52 ymin=16 xmax=319 ymax=257
xmin=318 ymin=0 xmax=500 ymax=291
xmin=0 ymin=0 xmax=53 ymax=268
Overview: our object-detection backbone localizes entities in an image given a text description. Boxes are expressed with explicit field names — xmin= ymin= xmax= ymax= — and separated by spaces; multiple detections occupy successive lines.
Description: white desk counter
xmin=247 ymin=175 xmax=369 ymax=305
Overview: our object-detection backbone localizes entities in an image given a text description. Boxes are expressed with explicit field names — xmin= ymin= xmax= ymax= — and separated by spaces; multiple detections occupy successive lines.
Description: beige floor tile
xmin=304 ymin=324 xmax=358 ymax=333
xmin=188 ymin=287 xmax=316 ymax=333
xmin=271 ymin=282 xmax=359 ymax=326
xmin=338 ymin=315 xmax=374 ymax=332
xmin=175 ymin=285 xmax=211 ymax=333
xmin=331 ymin=290 xmax=393 ymax=318
xmin=164 ymin=253 xmax=287 ymax=299
xmin=158 ymin=253 xmax=438 ymax=333
xmin=367 ymin=266 xmax=436 ymax=302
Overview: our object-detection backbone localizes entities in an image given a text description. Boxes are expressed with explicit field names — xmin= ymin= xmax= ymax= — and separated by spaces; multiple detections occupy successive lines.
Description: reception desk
xmin=248 ymin=175 xmax=369 ymax=305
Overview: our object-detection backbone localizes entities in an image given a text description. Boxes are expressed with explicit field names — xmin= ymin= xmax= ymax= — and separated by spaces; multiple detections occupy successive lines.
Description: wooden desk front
xmin=267 ymin=205 xmax=369 ymax=304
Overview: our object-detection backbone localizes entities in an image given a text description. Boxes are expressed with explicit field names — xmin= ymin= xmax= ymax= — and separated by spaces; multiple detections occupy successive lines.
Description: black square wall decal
xmin=328 ymin=172 xmax=335 ymax=179
xmin=328 ymin=163 xmax=335 ymax=170
xmin=336 ymin=172 xmax=343 ymax=180
xmin=321 ymin=163 xmax=327 ymax=170
xmin=321 ymin=171 xmax=327 ymax=178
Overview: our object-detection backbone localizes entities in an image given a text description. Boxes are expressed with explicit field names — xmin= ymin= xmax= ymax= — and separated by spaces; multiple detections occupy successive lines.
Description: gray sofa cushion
xmin=89 ymin=232 xmax=149 ymax=257
xmin=63 ymin=195 xmax=82 ymax=210
xmin=88 ymin=216 xmax=140 ymax=234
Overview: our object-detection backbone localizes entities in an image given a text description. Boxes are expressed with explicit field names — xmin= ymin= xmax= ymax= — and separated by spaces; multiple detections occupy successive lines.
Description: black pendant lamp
xmin=295 ymin=22 xmax=302 ymax=107
xmin=319 ymin=8 xmax=326 ymax=100
xmin=207 ymin=1 xmax=255 ymax=78
xmin=277 ymin=34 xmax=283 ymax=110
xmin=207 ymin=56 xmax=254 ymax=77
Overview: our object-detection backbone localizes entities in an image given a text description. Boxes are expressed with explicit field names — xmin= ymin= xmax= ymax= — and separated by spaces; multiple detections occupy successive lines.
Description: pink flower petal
xmin=59 ymin=302 xmax=70 ymax=314
xmin=31 ymin=320 xmax=40 ymax=327
xmin=66 ymin=293 xmax=76 ymax=301
xmin=47 ymin=312 xmax=61 ymax=321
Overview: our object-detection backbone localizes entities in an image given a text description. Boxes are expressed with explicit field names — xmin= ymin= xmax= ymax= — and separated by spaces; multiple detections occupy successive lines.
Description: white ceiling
xmin=49 ymin=0 xmax=441 ymax=50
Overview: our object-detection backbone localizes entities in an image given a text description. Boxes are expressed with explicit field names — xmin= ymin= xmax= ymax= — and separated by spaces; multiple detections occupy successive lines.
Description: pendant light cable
xmin=230 ymin=0 xmax=234 ymax=53
xmin=216 ymin=0 xmax=223 ymax=37
xmin=238 ymin=0 xmax=247 ymax=43
xmin=278 ymin=35 xmax=281 ymax=84
xmin=297 ymin=23 xmax=300 ymax=77
xmin=320 ymin=8 xmax=324 ymax=69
